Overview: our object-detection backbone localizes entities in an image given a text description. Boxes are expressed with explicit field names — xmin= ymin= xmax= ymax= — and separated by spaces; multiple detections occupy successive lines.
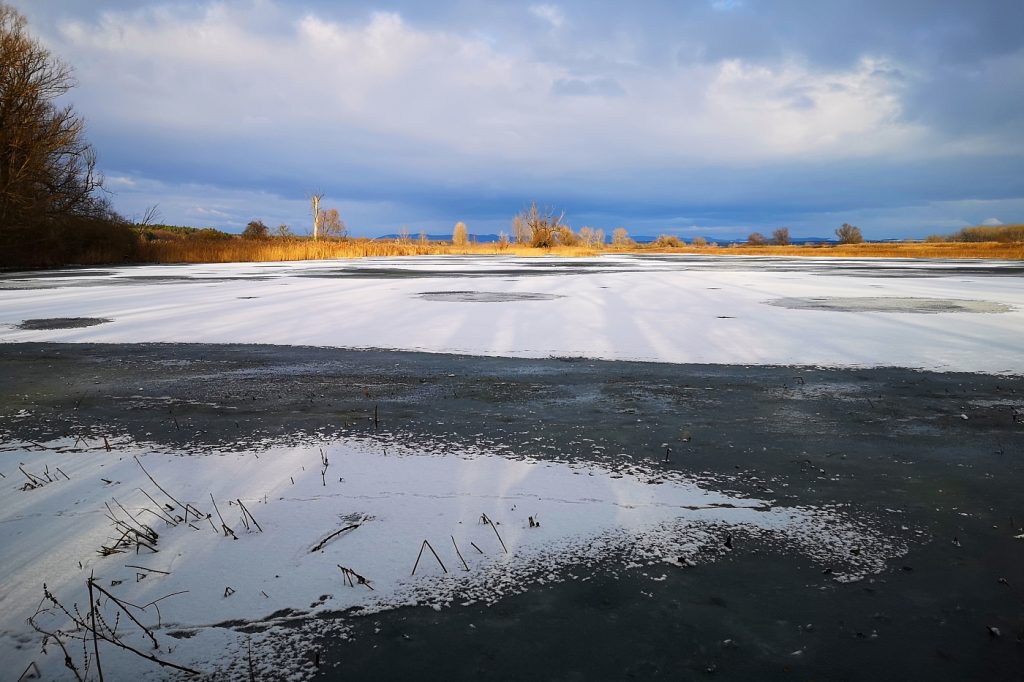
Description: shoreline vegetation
xmin=123 ymin=220 xmax=1024 ymax=264
xmin=135 ymin=232 xmax=1024 ymax=264
xmin=2 ymin=221 xmax=1022 ymax=269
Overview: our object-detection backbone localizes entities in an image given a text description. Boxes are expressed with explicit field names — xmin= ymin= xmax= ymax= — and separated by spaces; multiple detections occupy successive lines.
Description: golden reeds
xmin=131 ymin=236 xmax=1024 ymax=264
xmin=136 ymin=238 xmax=600 ymax=263
xmin=645 ymin=241 xmax=1024 ymax=260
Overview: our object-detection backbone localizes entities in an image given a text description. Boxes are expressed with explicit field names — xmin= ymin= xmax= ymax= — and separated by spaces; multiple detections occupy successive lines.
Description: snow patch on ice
xmin=0 ymin=435 xmax=908 ymax=680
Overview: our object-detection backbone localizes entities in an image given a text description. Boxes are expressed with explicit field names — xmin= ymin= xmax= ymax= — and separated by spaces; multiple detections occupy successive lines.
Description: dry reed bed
xmin=136 ymin=239 xmax=599 ymax=263
xmin=136 ymin=238 xmax=1024 ymax=264
xmin=644 ymin=241 xmax=1024 ymax=259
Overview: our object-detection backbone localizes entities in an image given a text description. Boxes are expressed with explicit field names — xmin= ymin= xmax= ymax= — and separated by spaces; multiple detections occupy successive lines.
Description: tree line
xmin=0 ymin=3 xmax=138 ymax=266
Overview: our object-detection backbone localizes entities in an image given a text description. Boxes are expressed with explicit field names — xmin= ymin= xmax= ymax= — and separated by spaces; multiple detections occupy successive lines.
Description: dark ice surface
xmin=1 ymin=342 xmax=1021 ymax=680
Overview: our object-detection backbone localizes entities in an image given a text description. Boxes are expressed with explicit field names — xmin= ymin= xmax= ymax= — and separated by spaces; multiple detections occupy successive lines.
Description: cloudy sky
xmin=14 ymin=0 xmax=1024 ymax=238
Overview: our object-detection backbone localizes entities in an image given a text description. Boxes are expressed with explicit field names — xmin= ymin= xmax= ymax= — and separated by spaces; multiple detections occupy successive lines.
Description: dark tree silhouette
xmin=0 ymin=4 xmax=107 ymax=227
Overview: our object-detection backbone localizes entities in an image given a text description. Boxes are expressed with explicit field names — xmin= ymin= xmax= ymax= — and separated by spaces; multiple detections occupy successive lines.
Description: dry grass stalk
xmin=451 ymin=536 xmax=470 ymax=571
xmin=310 ymin=519 xmax=363 ymax=552
xmin=100 ymin=500 xmax=159 ymax=555
xmin=480 ymin=513 xmax=508 ymax=554
xmin=236 ymin=499 xmax=263 ymax=533
xmin=29 ymin=579 xmax=199 ymax=678
xmin=210 ymin=494 xmax=237 ymax=539
xmin=133 ymin=456 xmax=208 ymax=526
xmin=411 ymin=539 xmax=448 ymax=576
xmin=337 ymin=565 xmax=375 ymax=590
xmin=18 ymin=465 xmax=48 ymax=490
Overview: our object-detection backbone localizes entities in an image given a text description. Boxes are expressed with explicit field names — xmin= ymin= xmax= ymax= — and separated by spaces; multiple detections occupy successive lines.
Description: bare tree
xmin=0 ymin=4 xmax=107 ymax=228
xmin=511 ymin=213 xmax=530 ymax=244
xmin=772 ymin=227 xmax=790 ymax=245
xmin=452 ymin=221 xmax=469 ymax=246
xmin=611 ymin=227 xmax=633 ymax=247
xmin=138 ymin=204 xmax=161 ymax=226
xmin=320 ymin=207 xmax=346 ymax=238
xmin=747 ymin=232 xmax=767 ymax=246
xmin=577 ymin=226 xmax=606 ymax=248
xmin=835 ymin=223 xmax=864 ymax=244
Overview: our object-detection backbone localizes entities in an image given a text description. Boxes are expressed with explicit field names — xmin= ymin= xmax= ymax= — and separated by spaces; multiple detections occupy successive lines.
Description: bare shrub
xmin=452 ymin=221 xmax=468 ymax=246
xmin=577 ymin=226 xmax=605 ymax=248
xmin=511 ymin=213 xmax=530 ymax=244
xmin=772 ymin=227 xmax=790 ymax=245
xmin=555 ymin=225 xmax=578 ymax=246
xmin=611 ymin=227 xmax=633 ymax=247
xmin=747 ymin=232 xmax=767 ymax=246
xmin=512 ymin=203 xmax=567 ymax=248
xmin=946 ymin=224 xmax=1024 ymax=243
xmin=652 ymin=234 xmax=683 ymax=247
xmin=691 ymin=236 xmax=708 ymax=247
xmin=835 ymin=223 xmax=864 ymax=244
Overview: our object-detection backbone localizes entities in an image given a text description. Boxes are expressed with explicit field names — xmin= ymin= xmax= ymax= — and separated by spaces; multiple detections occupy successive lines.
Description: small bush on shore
xmin=652 ymin=234 xmax=683 ymax=247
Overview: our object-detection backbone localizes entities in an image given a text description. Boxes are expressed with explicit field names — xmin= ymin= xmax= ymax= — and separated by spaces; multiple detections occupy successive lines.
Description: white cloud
xmin=53 ymin=4 xmax=935 ymax=175
xmin=981 ymin=217 xmax=1003 ymax=225
xmin=529 ymin=4 xmax=565 ymax=28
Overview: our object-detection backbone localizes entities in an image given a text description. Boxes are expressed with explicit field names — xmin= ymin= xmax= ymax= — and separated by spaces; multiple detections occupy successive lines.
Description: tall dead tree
xmin=311 ymin=192 xmax=323 ymax=240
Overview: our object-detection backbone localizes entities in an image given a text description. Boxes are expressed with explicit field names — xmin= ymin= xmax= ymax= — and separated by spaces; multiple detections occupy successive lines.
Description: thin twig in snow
xmin=210 ymin=494 xmax=237 ymax=539
xmin=451 ymin=536 xmax=470 ymax=571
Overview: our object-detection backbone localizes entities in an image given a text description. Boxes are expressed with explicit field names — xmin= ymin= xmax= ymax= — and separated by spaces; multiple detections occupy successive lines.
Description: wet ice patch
xmin=16 ymin=317 xmax=112 ymax=329
xmin=766 ymin=297 xmax=1012 ymax=314
xmin=416 ymin=290 xmax=565 ymax=302
xmin=0 ymin=436 xmax=908 ymax=680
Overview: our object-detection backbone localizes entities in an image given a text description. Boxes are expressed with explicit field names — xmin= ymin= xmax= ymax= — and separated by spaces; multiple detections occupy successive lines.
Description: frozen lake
xmin=2 ymin=254 xmax=1023 ymax=373
xmin=1 ymin=254 xmax=1022 ymax=680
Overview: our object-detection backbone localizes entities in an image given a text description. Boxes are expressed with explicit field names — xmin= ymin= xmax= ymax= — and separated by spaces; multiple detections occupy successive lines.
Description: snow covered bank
xmin=1 ymin=254 xmax=1021 ymax=373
